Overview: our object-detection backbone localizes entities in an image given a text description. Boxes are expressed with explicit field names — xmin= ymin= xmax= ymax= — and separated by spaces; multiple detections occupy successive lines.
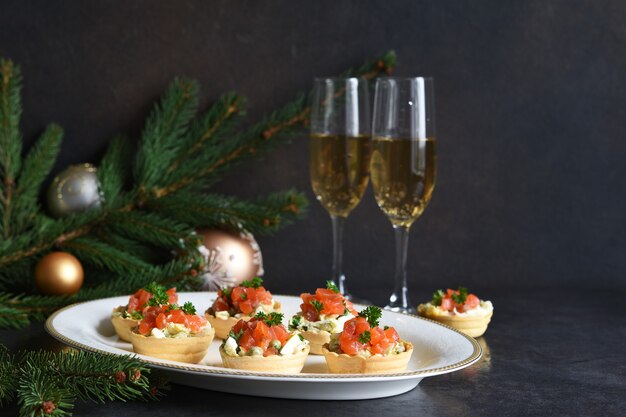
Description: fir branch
xmin=166 ymin=92 xmax=247 ymax=175
xmin=0 ymin=59 xmax=24 ymax=238
xmin=103 ymin=211 xmax=192 ymax=250
xmin=4 ymin=346 xmax=164 ymax=416
xmin=17 ymin=368 xmax=74 ymax=417
xmin=0 ymin=258 xmax=198 ymax=326
xmin=12 ymin=124 xmax=63 ymax=234
xmin=151 ymin=189 xmax=308 ymax=235
xmin=61 ymin=236 xmax=152 ymax=275
xmin=134 ymin=78 xmax=199 ymax=191
xmin=0 ymin=346 xmax=17 ymax=405
xmin=21 ymin=350 xmax=155 ymax=403
xmin=98 ymin=134 xmax=133 ymax=207
xmin=148 ymin=51 xmax=395 ymax=197
xmin=0 ymin=210 xmax=106 ymax=268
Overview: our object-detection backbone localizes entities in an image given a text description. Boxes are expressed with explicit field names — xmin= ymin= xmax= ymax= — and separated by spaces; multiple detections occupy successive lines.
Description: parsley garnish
xmin=240 ymin=292 xmax=247 ymax=301
xmin=289 ymin=315 xmax=302 ymax=330
xmin=220 ymin=287 xmax=232 ymax=298
xmin=181 ymin=301 xmax=197 ymax=315
xmin=451 ymin=287 xmax=468 ymax=304
xmin=298 ymin=334 xmax=305 ymax=341
xmin=241 ymin=277 xmax=263 ymax=289
xmin=432 ymin=289 xmax=445 ymax=306
xmin=383 ymin=325 xmax=389 ymax=330
xmin=228 ymin=328 xmax=244 ymax=342
xmin=130 ymin=310 xmax=144 ymax=320
xmin=255 ymin=311 xmax=284 ymax=326
xmin=326 ymin=280 xmax=340 ymax=293
xmin=146 ymin=283 xmax=169 ymax=306
xmin=310 ymin=300 xmax=324 ymax=312
xmin=358 ymin=306 xmax=382 ymax=328
xmin=358 ymin=330 xmax=371 ymax=344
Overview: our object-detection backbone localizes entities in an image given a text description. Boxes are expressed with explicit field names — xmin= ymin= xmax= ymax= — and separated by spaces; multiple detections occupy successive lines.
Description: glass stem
xmin=388 ymin=225 xmax=410 ymax=310
xmin=330 ymin=215 xmax=347 ymax=295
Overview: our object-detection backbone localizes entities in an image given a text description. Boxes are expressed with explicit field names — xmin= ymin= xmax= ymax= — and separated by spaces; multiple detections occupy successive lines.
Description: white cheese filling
xmin=419 ymin=300 xmax=493 ymax=317
xmin=147 ymin=321 xmax=211 ymax=339
xmin=291 ymin=312 xmax=355 ymax=334
xmin=221 ymin=331 xmax=309 ymax=357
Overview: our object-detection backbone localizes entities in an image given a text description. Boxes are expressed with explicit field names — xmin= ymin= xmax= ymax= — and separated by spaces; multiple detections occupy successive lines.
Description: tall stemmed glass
xmin=370 ymin=77 xmax=436 ymax=314
xmin=309 ymin=78 xmax=371 ymax=299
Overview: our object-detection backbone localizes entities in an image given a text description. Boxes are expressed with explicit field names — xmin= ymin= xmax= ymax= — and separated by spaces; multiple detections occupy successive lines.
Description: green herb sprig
xmin=310 ymin=300 xmax=324 ymax=313
xmin=451 ymin=287 xmax=468 ymax=305
xmin=255 ymin=311 xmax=284 ymax=326
xmin=358 ymin=330 xmax=371 ymax=344
xmin=241 ymin=277 xmax=263 ymax=289
xmin=145 ymin=282 xmax=170 ymax=306
xmin=326 ymin=280 xmax=340 ymax=293
xmin=432 ymin=289 xmax=445 ymax=306
xmin=358 ymin=306 xmax=382 ymax=328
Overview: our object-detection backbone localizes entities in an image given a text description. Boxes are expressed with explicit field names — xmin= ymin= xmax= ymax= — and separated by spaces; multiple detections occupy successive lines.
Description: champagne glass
xmin=309 ymin=77 xmax=371 ymax=300
xmin=370 ymin=77 xmax=436 ymax=314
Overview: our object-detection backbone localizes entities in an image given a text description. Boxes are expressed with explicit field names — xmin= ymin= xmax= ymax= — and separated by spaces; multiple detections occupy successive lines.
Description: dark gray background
xmin=1 ymin=0 xmax=625 ymax=297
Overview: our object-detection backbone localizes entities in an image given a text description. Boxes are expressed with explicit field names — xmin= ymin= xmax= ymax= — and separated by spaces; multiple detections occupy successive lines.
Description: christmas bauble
xmin=35 ymin=252 xmax=84 ymax=295
xmin=196 ymin=228 xmax=263 ymax=290
xmin=47 ymin=163 xmax=102 ymax=217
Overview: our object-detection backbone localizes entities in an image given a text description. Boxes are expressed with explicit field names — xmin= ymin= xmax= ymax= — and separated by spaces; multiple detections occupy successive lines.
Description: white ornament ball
xmin=47 ymin=163 xmax=102 ymax=217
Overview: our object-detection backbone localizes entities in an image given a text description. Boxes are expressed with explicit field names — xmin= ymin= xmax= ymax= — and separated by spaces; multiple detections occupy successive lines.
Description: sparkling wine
xmin=309 ymin=134 xmax=371 ymax=217
xmin=370 ymin=137 xmax=437 ymax=228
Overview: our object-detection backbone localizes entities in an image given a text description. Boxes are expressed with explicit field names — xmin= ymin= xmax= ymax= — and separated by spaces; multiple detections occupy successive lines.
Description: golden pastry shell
xmin=219 ymin=344 xmax=309 ymax=374
xmin=129 ymin=327 xmax=215 ymax=364
xmin=322 ymin=341 xmax=413 ymax=374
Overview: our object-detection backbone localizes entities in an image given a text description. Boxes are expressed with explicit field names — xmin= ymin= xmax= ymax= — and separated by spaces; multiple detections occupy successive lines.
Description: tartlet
xmin=219 ymin=312 xmax=310 ymax=374
xmin=129 ymin=299 xmax=214 ymax=364
xmin=417 ymin=287 xmax=494 ymax=338
xmin=205 ymin=277 xmax=281 ymax=339
xmin=111 ymin=283 xmax=177 ymax=342
xmin=322 ymin=306 xmax=413 ymax=374
xmin=288 ymin=281 xmax=358 ymax=354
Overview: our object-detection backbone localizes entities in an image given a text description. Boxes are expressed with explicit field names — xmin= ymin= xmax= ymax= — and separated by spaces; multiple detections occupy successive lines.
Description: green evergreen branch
xmin=152 ymin=190 xmax=308 ymax=235
xmin=134 ymin=78 xmax=199 ymax=191
xmin=0 ymin=345 xmax=18 ymax=405
xmin=148 ymin=51 xmax=396 ymax=197
xmin=2 ymin=345 xmax=163 ymax=416
xmin=61 ymin=236 xmax=152 ymax=275
xmin=166 ymin=92 xmax=247 ymax=176
xmin=0 ymin=59 xmax=24 ymax=239
xmin=17 ymin=368 xmax=74 ymax=417
xmin=98 ymin=134 xmax=133 ymax=206
xmin=103 ymin=211 xmax=192 ymax=250
xmin=12 ymin=124 xmax=63 ymax=234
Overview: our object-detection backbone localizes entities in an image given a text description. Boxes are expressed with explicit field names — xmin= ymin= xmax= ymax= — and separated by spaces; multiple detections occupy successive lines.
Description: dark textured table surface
xmin=1 ymin=288 xmax=624 ymax=416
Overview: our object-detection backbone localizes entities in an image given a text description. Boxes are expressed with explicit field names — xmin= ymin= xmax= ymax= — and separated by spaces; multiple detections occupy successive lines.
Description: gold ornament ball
xmin=197 ymin=228 xmax=263 ymax=289
xmin=35 ymin=252 xmax=84 ymax=295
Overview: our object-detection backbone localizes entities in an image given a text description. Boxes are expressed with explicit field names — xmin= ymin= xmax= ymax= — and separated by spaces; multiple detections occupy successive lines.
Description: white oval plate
xmin=45 ymin=292 xmax=481 ymax=400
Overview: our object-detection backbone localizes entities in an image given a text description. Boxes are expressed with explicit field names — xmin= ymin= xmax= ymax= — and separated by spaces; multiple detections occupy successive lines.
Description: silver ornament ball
xmin=47 ymin=163 xmax=102 ymax=217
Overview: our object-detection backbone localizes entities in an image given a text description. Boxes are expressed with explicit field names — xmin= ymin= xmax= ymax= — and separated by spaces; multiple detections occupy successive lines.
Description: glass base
xmin=384 ymin=305 xmax=417 ymax=315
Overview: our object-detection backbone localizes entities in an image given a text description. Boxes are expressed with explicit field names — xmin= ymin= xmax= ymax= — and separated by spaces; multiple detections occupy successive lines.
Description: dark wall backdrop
xmin=1 ymin=0 xmax=625 ymax=296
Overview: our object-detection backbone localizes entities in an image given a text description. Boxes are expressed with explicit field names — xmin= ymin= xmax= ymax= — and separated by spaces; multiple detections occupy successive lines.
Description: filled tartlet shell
xmin=206 ymin=300 xmax=282 ymax=339
xmin=419 ymin=309 xmax=493 ymax=338
xmin=322 ymin=342 xmax=413 ymax=374
xmin=219 ymin=345 xmax=309 ymax=374
xmin=111 ymin=307 xmax=139 ymax=342
xmin=300 ymin=329 xmax=331 ymax=355
xmin=129 ymin=328 xmax=215 ymax=364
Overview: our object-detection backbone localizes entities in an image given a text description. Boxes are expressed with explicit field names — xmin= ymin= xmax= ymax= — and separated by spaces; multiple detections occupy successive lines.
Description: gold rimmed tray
xmin=45 ymin=292 xmax=481 ymax=400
